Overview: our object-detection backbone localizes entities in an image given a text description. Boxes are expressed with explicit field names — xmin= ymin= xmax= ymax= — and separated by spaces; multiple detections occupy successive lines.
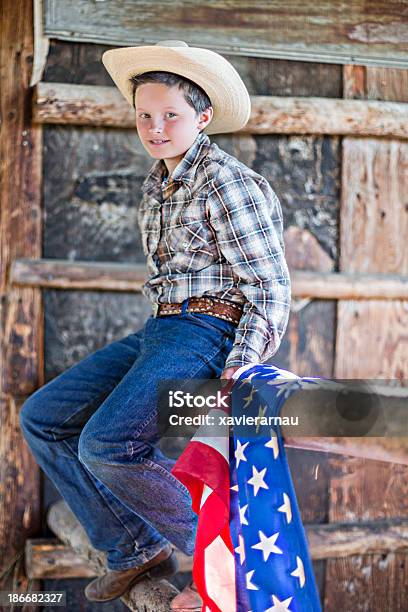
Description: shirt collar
xmin=141 ymin=131 xmax=211 ymax=195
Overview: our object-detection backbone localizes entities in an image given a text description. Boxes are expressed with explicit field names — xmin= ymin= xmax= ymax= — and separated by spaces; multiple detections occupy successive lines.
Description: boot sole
xmin=84 ymin=550 xmax=179 ymax=603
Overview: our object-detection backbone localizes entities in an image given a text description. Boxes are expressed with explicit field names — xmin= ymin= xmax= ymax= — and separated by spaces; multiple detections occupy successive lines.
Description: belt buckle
xmin=152 ymin=303 xmax=159 ymax=317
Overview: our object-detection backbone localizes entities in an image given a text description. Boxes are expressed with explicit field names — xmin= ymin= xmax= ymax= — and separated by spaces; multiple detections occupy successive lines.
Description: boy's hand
xmin=220 ymin=366 xmax=241 ymax=380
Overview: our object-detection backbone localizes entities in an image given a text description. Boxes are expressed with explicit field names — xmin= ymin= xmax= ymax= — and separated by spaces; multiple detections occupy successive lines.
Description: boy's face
xmin=135 ymin=83 xmax=213 ymax=176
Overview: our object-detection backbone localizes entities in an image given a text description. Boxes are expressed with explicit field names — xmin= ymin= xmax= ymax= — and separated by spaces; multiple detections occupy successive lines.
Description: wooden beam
xmin=292 ymin=271 xmax=408 ymax=300
xmin=46 ymin=501 xmax=178 ymax=612
xmin=33 ymin=82 xmax=408 ymax=139
xmin=26 ymin=538 xmax=96 ymax=579
xmin=309 ymin=517 xmax=408 ymax=560
xmin=0 ymin=0 xmax=43 ymax=599
xmin=11 ymin=258 xmax=148 ymax=292
xmin=26 ymin=514 xmax=408 ymax=579
xmin=282 ymin=436 xmax=408 ymax=467
xmin=10 ymin=258 xmax=408 ymax=299
xmin=25 ymin=537 xmax=194 ymax=579
xmin=41 ymin=0 xmax=408 ymax=68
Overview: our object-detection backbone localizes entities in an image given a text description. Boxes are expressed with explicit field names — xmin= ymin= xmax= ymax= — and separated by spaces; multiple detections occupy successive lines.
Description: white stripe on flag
xmin=204 ymin=534 xmax=236 ymax=612
xmin=200 ymin=484 xmax=213 ymax=510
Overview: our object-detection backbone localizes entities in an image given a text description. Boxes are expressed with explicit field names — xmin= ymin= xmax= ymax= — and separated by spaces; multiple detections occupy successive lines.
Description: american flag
xmin=172 ymin=364 xmax=323 ymax=612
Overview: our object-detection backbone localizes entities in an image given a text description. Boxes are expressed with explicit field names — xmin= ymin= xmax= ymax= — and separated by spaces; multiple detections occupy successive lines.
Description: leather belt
xmin=156 ymin=296 xmax=243 ymax=326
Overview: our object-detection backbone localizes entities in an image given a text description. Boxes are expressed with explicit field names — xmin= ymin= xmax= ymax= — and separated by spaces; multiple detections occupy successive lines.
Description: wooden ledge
xmin=33 ymin=82 xmax=408 ymax=139
xmin=10 ymin=258 xmax=408 ymax=299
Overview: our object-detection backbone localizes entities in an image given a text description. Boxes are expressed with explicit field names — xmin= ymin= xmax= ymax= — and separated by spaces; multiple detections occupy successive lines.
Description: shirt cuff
xmin=224 ymin=342 xmax=264 ymax=369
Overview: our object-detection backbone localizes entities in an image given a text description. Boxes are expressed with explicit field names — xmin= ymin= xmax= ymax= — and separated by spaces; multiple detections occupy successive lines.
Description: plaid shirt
xmin=138 ymin=131 xmax=291 ymax=368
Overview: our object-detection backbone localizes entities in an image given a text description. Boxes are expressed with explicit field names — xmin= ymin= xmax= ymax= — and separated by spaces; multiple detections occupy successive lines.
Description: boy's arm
xmin=207 ymin=166 xmax=291 ymax=369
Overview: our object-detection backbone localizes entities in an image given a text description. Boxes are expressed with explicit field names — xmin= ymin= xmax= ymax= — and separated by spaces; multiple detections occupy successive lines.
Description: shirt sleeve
xmin=207 ymin=165 xmax=291 ymax=369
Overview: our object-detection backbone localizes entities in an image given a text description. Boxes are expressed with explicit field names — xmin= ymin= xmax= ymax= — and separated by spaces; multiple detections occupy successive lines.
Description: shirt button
xmin=183 ymin=242 xmax=189 ymax=247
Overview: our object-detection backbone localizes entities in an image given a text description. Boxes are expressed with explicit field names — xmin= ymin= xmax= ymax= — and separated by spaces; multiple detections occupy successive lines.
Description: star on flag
xmin=265 ymin=594 xmax=293 ymax=611
xmin=235 ymin=439 xmax=249 ymax=467
xmin=247 ymin=465 xmax=269 ymax=496
xmin=251 ymin=530 xmax=283 ymax=561
xmin=278 ymin=492 xmax=292 ymax=524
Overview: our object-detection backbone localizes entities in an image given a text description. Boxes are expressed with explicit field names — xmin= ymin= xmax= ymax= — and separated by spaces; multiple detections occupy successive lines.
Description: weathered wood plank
xmin=24 ymin=537 xmax=191 ymax=578
xmin=336 ymin=300 xmax=408 ymax=381
xmin=26 ymin=538 xmax=96 ymax=579
xmin=10 ymin=258 xmax=408 ymax=299
xmin=283 ymin=272 xmax=408 ymax=300
xmin=344 ymin=64 xmax=408 ymax=103
xmin=0 ymin=396 xmax=42 ymax=597
xmin=0 ymin=0 xmax=43 ymax=604
xmin=325 ymin=63 xmax=408 ymax=612
xmin=283 ymin=436 xmax=408 ymax=467
xmin=42 ymin=0 xmax=408 ymax=68
xmin=11 ymin=259 xmax=148 ymax=291
xmin=33 ymin=82 xmax=408 ymax=138
xmin=25 ymin=515 xmax=408 ymax=578
xmin=0 ymin=14 xmax=44 ymax=397
xmin=325 ymin=458 xmax=408 ymax=610
xmin=340 ymin=141 xmax=408 ymax=275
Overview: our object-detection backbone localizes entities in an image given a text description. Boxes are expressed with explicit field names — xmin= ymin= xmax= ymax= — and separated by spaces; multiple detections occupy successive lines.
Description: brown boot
xmin=170 ymin=578 xmax=203 ymax=610
xmin=84 ymin=543 xmax=178 ymax=602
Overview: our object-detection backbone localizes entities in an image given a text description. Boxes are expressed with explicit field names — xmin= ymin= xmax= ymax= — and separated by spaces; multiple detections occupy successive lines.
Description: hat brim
xmin=102 ymin=46 xmax=251 ymax=135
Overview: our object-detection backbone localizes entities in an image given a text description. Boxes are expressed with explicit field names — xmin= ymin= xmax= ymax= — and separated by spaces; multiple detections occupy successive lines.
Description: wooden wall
xmin=2 ymin=1 xmax=407 ymax=608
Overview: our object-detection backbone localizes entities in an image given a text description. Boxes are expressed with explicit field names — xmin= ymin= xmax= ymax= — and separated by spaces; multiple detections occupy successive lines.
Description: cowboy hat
xmin=101 ymin=40 xmax=251 ymax=135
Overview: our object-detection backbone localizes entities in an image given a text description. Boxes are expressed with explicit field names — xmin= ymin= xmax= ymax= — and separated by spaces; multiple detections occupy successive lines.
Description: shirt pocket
xmin=166 ymin=220 xmax=215 ymax=271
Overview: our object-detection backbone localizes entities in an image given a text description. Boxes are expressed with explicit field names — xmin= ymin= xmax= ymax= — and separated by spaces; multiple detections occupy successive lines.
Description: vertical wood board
xmin=325 ymin=64 xmax=408 ymax=611
xmin=0 ymin=0 xmax=43 ymax=599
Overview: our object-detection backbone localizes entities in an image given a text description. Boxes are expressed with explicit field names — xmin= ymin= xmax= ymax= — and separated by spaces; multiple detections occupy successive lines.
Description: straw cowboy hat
xmin=102 ymin=40 xmax=251 ymax=135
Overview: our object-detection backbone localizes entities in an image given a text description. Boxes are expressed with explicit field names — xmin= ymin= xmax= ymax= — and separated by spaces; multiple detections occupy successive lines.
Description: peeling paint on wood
xmin=42 ymin=1 xmax=408 ymax=68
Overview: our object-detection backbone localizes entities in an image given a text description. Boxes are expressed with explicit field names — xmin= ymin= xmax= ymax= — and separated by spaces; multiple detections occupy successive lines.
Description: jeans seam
xmin=56 ymin=435 xmax=146 ymax=552
xmin=132 ymin=456 xmax=192 ymax=498
xmin=48 ymin=393 xmax=111 ymax=436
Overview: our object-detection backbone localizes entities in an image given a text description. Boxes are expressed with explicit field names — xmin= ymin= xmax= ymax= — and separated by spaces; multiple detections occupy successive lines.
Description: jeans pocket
xmin=185 ymin=312 xmax=236 ymax=339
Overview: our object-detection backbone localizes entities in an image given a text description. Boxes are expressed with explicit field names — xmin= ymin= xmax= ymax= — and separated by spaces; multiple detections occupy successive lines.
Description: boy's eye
xmin=138 ymin=112 xmax=177 ymax=119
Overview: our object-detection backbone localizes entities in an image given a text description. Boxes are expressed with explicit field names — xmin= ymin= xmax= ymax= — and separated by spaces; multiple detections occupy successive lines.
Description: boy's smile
xmin=135 ymin=82 xmax=213 ymax=177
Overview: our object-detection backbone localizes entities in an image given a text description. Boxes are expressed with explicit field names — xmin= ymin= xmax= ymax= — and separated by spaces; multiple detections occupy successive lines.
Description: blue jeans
xmin=19 ymin=300 xmax=236 ymax=570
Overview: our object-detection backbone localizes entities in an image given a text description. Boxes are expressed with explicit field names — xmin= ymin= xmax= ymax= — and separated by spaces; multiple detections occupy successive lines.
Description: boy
xmin=19 ymin=41 xmax=291 ymax=609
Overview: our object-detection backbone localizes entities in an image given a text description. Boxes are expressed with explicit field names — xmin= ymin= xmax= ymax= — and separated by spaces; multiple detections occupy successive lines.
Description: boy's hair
xmin=129 ymin=71 xmax=212 ymax=130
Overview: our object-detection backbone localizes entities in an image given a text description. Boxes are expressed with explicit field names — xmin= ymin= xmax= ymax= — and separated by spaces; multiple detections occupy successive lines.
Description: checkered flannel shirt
xmin=138 ymin=131 xmax=291 ymax=368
